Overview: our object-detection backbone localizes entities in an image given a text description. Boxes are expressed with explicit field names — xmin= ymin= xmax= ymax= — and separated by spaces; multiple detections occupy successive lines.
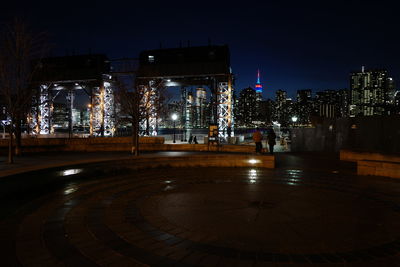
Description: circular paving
xmin=4 ymin=166 xmax=400 ymax=266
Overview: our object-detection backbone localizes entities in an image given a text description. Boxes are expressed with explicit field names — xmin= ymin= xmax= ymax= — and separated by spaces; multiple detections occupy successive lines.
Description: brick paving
xmin=1 ymin=152 xmax=400 ymax=266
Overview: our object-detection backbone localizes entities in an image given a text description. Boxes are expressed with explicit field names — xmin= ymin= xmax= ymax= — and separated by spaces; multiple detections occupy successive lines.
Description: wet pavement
xmin=1 ymin=152 xmax=400 ymax=266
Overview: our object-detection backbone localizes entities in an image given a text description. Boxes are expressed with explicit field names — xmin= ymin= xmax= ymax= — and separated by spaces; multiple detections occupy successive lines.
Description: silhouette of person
xmin=267 ymin=129 xmax=277 ymax=155
xmin=252 ymin=128 xmax=263 ymax=154
xmin=193 ymin=136 xmax=198 ymax=144
xmin=188 ymin=135 xmax=193 ymax=144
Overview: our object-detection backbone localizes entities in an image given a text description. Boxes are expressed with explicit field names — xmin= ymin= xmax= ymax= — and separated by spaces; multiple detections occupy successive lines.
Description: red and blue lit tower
xmin=255 ymin=69 xmax=263 ymax=93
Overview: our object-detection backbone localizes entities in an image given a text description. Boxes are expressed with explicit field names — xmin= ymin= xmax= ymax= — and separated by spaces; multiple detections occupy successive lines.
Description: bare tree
xmin=115 ymin=77 xmax=170 ymax=155
xmin=115 ymin=76 xmax=141 ymax=156
xmin=0 ymin=19 xmax=46 ymax=163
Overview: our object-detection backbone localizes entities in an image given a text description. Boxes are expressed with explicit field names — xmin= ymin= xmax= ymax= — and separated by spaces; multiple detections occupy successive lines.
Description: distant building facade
xmin=349 ymin=67 xmax=395 ymax=117
xmin=274 ymin=90 xmax=292 ymax=125
xmin=295 ymin=89 xmax=312 ymax=125
xmin=395 ymin=91 xmax=400 ymax=115
xmin=236 ymin=87 xmax=258 ymax=127
xmin=314 ymin=89 xmax=349 ymax=119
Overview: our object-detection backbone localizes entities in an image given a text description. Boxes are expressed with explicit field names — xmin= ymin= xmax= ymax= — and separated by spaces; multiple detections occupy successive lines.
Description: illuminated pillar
xmin=92 ymin=86 xmax=103 ymax=136
xmin=217 ymin=76 xmax=234 ymax=138
xmin=39 ymin=84 xmax=50 ymax=134
xmin=139 ymin=80 xmax=158 ymax=136
xmin=66 ymin=88 xmax=75 ymax=137
xmin=103 ymin=81 xmax=115 ymax=136
xmin=29 ymin=95 xmax=39 ymax=135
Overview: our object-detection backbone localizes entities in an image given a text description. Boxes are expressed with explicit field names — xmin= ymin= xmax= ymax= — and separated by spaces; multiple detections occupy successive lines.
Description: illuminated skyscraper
xmin=236 ymin=87 xmax=257 ymax=127
xmin=296 ymin=89 xmax=312 ymax=124
xmin=255 ymin=69 xmax=263 ymax=94
xmin=349 ymin=67 xmax=395 ymax=116
xmin=255 ymin=70 xmax=263 ymax=122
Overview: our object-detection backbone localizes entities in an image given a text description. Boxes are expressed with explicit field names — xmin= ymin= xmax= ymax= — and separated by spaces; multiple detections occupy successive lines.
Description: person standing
xmin=252 ymin=127 xmax=263 ymax=154
xmin=267 ymin=129 xmax=277 ymax=155
xmin=193 ymin=136 xmax=198 ymax=144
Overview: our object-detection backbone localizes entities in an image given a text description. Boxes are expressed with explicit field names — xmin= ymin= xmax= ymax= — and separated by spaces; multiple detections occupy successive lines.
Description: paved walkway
xmin=1 ymin=152 xmax=400 ymax=266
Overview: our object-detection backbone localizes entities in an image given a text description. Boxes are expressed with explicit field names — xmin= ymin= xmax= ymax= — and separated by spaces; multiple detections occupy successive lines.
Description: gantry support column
xmin=139 ymin=80 xmax=158 ymax=136
xmin=39 ymin=84 xmax=51 ymax=134
xmin=29 ymin=94 xmax=39 ymax=135
xmin=67 ymin=88 xmax=75 ymax=138
xmin=217 ymin=75 xmax=234 ymax=138
xmin=92 ymin=85 xmax=103 ymax=136
xmin=103 ymin=81 xmax=115 ymax=136
xmin=91 ymin=80 xmax=115 ymax=137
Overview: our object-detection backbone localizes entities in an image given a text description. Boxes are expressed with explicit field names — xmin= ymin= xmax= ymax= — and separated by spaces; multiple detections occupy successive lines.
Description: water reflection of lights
xmin=60 ymin=169 xmax=82 ymax=176
xmin=286 ymin=169 xmax=303 ymax=178
xmin=163 ymin=185 xmax=176 ymax=191
xmin=248 ymin=159 xmax=260 ymax=164
xmin=64 ymin=187 xmax=78 ymax=195
xmin=249 ymin=169 xmax=257 ymax=183
xmin=285 ymin=178 xmax=300 ymax=186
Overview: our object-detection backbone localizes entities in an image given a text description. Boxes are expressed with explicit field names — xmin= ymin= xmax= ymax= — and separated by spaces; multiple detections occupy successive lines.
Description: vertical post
xmin=8 ymin=120 xmax=13 ymax=163
xmin=172 ymin=113 xmax=178 ymax=143
xmin=67 ymin=88 xmax=75 ymax=138
xmin=227 ymin=74 xmax=234 ymax=137
xmin=181 ymin=86 xmax=186 ymax=141
xmin=173 ymin=119 xmax=176 ymax=143
xmin=88 ymin=102 xmax=93 ymax=136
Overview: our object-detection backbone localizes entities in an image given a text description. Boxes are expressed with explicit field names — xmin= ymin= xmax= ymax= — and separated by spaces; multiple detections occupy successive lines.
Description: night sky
xmin=2 ymin=0 xmax=399 ymax=99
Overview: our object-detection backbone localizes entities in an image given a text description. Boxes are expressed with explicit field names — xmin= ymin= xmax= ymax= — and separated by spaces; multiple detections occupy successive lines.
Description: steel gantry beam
xmin=33 ymin=77 xmax=115 ymax=137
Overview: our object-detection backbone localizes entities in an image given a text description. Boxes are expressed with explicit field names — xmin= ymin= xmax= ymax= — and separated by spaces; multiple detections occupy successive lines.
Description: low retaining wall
xmin=340 ymin=150 xmax=400 ymax=163
xmin=0 ymin=153 xmax=275 ymax=177
xmin=140 ymin=144 xmax=254 ymax=153
xmin=0 ymin=137 xmax=164 ymax=153
xmin=118 ymin=154 xmax=275 ymax=169
xmin=340 ymin=150 xmax=400 ymax=179
xmin=0 ymin=137 xmax=255 ymax=154
xmin=358 ymin=160 xmax=400 ymax=179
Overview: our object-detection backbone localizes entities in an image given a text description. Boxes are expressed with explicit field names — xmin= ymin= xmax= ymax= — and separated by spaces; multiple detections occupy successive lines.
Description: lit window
xmin=148 ymin=55 xmax=154 ymax=63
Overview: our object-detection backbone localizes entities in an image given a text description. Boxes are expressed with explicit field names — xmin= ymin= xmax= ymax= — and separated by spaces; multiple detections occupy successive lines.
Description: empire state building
xmin=255 ymin=70 xmax=263 ymax=101
xmin=255 ymin=70 xmax=263 ymax=92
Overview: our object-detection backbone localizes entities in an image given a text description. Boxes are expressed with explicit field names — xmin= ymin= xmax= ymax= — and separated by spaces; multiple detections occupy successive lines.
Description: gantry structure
xmin=136 ymin=45 xmax=234 ymax=138
xmin=31 ymin=54 xmax=115 ymax=136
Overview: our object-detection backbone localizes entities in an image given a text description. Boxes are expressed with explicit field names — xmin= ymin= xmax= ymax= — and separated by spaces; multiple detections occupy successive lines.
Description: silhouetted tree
xmin=115 ymin=77 xmax=170 ymax=155
xmin=0 ymin=19 xmax=46 ymax=163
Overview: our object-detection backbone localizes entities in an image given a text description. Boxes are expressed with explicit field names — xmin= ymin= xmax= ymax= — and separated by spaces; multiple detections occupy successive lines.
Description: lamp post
xmin=291 ymin=116 xmax=298 ymax=127
xmin=172 ymin=113 xmax=178 ymax=143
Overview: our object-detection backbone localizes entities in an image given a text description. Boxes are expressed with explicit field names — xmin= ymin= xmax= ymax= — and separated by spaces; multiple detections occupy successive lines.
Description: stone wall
xmin=0 ymin=137 xmax=164 ymax=153
xmin=0 ymin=136 xmax=255 ymax=154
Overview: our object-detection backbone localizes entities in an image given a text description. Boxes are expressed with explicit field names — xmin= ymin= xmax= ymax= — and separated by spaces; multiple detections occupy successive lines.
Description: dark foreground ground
xmin=1 ymin=152 xmax=400 ymax=266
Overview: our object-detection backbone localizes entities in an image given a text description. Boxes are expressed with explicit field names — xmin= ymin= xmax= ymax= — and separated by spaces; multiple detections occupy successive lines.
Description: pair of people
xmin=253 ymin=128 xmax=276 ymax=154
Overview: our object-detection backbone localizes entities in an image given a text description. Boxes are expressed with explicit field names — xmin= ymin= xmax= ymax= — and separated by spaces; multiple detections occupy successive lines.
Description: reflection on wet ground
xmin=1 ymin=153 xmax=400 ymax=266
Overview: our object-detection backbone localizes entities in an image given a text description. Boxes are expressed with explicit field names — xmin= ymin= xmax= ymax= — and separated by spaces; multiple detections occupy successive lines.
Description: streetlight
xmin=87 ymin=103 xmax=92 ymax=136
xmin=171 ymin=113 xmax=178 ymax=143
xmin=291 ymin=116 xmax=298 ymax=127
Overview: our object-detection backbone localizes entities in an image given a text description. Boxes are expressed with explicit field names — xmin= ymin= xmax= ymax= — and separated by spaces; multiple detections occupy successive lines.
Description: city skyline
xmin=2 ymin=0 xmax=399 ymax=100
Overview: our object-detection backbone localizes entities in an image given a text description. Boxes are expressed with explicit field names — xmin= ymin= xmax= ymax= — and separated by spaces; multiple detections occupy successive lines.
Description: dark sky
xmin=2 ymin=0 xmax=399 ymax=99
